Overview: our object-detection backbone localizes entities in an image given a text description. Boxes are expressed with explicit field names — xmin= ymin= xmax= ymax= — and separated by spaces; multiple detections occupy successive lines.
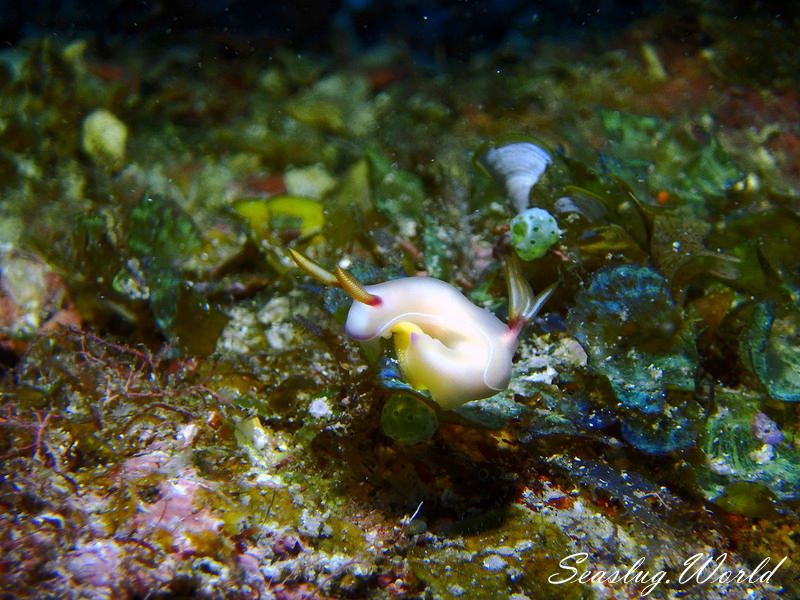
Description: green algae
xmin=697 ymin=387 xmax=800 ymax=506
xmin=568 ymin=265 xmax=696 ymax=415
xmin=366 ymin=148 xmax=425 ymax=228
xmin=712 ymin=482 xmax=782 ymax=519
xmin=600 ymin=108 xmax=665 ymax=162
xmin=422 ymin=216 xmax=453 ymax=280
xmin=127 ymin=194 xmax=200 ymax=265
xmin=568 ymin=265 xmax=703 ymax=453
xmin=741 ymin=302 xmax=800 ymax=402
xmin=321 ymin=159 xmax=377 ymax=250
xmin=576 ymin=223 xmax=648 ymax=268
xmin=381 ymin=393 xmax=439 ymax=445
xmin=599 ymin=108 xmax=744 ymax=210
xmin=556 ymin=177 xmax=650 ymax=255
xmin=124 ymin=194 xmax=228 ymax=354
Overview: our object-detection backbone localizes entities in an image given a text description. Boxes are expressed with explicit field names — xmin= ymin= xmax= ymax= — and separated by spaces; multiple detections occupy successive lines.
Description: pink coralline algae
xmin=132 ymin=467 xmax=224 ymax=552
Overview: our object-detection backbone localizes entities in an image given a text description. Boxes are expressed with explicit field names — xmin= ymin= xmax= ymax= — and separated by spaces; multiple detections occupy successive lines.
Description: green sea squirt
xmin=510 ymin=207 xmax=561 ymax=261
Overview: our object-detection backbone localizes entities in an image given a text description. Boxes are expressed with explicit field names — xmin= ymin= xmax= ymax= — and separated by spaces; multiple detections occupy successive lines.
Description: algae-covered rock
xmin=568 ymin=264 xmax=702 ymax=453
xmin=422 ymin=216 xmax=453 ymax=280
xmin=286 ymin=74 xmax=376 ymax=136
xmin=620 ymin=396 xmax=704 ymax=454
xmin=454 ymin=394 xmax=529 ymax=430
xmin=81 ymin=109 xmax=128 ymax=167
xmin=4 ymin=17 xmax=800 ymax=600
xmin=741 ymin=302 xmax=800 ymax=402
xmin=696 ymin=387 xmax=800 ymax=506
xmin=700 ymin=8 xmax=800 ymax=88
xmin=569 ymin=264 xmax=696 ymax=415
xmin=0 ymin=250 xmax=76 ymax=345
xmin=0 ymin=252 xmax=49 ymax=332
xmin=407 ymin=505 xmax=585 ymax=599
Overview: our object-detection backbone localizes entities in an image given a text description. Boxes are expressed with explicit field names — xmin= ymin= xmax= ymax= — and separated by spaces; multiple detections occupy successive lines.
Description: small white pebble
xmin=491 ymin=545 xmax=516 ymax=557
xmin=482 ymin=555 xmax=507 ymax=572
xmin=308 ymin=397 xmax=332 ymax=419
xmin=515 ymin=540 xmax=534 ymax=553
xmin=176 ymin=423 xmax=199 ymax=447
xmin=447 ymin=584 xmax=466 ymax=597
xmin=507 ymin=567 xmax=524 ymax=583
xmin=299 ymin=509 xmax=332 ymax=539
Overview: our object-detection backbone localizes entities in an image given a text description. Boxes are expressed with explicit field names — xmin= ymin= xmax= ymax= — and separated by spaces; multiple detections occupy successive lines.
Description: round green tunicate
xmin=381 ymin=394 xmax=438 ymax=444
xmin=510 ymin=208 xmax=560 ymax=260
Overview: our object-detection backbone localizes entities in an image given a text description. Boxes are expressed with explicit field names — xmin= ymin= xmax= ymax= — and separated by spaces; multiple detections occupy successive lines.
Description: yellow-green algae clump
xmin=81 ymin=108 xmax=128 ymax=167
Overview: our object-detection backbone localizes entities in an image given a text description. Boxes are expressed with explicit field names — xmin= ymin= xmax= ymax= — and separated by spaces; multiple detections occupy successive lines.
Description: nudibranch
xmin=289 ymin=249 xmax=555 ymax=409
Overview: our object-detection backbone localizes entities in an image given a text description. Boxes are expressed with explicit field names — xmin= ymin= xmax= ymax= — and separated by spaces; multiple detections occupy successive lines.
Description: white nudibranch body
xmin=345 ymin=277 xmax=517 ymax=409
xmin=289 ymin=249 xmax=555 ymax=409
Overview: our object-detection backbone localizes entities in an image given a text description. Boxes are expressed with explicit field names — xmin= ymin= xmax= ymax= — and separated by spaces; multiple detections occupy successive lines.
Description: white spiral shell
xmin=481 ymin=141 xmax=552 ymax=212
